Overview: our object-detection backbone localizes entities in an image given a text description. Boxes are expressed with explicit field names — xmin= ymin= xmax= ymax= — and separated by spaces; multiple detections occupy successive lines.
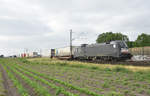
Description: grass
xmin=27 ymin=58 xmax=150 ymax=71
xmin=112 ymin=67 xmax=131 ymax=73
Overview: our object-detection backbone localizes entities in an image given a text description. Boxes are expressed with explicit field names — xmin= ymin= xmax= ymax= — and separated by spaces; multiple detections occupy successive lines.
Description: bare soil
xmin=6 ymin=66 xmax=36 ymax=96
xmin=21 ymin=60 xmax=150 ymax=96
xmin=0 ymin=64 xmax=20 ymax=96
xmin=15 ymin=66 xmax=88 ymax=96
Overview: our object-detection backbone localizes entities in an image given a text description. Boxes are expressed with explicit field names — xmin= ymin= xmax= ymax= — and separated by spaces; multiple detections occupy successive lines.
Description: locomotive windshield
xmin=118 ymin=41 xmax=128 ymax=48
xmin=110 ymin=41 xmax=128 ymax=48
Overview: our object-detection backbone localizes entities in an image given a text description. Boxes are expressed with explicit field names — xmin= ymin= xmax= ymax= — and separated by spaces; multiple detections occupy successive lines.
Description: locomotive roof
xmin=87 ymin=40 xmax=125 ymax=47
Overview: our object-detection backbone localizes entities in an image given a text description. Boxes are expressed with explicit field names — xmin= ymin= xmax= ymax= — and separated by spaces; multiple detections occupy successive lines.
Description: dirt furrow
xmin=14 ymin=67 xmax=65 ymax=96
xmin=15 ymin=65 xmax=89 ymax=96
xmin=6 ymin=65 xmax=48 ymax=96
xmin=0 ymin=64 xmax=20 ymax=96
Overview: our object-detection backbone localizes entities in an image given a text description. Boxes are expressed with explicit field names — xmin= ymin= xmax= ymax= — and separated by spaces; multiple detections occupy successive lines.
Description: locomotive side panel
xmin=74 ymin=43 xmax=121 ymax=59
xmin=74 ymin=47 xmax=86 ymax=58
xmin=86 ymin=44 xmax=120 ymax=57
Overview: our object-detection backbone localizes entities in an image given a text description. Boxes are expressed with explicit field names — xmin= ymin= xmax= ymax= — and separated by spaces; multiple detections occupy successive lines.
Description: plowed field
xmin=0 ymin=58 xmax=150 ymax=96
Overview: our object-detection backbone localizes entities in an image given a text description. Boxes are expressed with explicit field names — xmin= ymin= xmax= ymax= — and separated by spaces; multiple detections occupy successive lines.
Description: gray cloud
xmin=0 ymin=0 xmax=150 ymax=55
xmin=0 ymin=18 xmax=52 ymax=36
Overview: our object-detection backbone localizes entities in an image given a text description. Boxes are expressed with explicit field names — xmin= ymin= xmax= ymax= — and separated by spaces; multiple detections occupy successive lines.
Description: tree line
xmin=96 ymin=32 xmax=150 ymax=48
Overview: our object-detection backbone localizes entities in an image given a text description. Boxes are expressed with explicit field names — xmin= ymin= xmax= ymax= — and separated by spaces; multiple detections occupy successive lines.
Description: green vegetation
xmin=96 ymin=32 xmax=129 ymax=43
xmin=96 ymin=32 xmax=150 ymax=48
xmin=0 ymin=68 xmax=6 ymax=96
xmin=135 ymin=33 xmax=150 ymax=47
xmin=3 ymin=64 xmax=51 ymax=96
xmin=13 ymin=64 xmax=102 ymax=96
xmin=11 ymin=65 xmax=78 ymax=96
xmin=128 ymin=33 xmax=150 ymax=48
xmin=2 ymin=64 xmax=29 ymax=96
xmin=0 ymin=58 xmax=150 ymax=96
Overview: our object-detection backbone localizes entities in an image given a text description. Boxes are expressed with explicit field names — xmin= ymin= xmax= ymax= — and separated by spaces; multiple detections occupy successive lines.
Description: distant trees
xmin=127 ymin=33 xmax=150 ymax=48
xmin=96 ymin=32 xmax=129 ymax=43
xmin=0 ymin=55 xmax=4 ymax=58
xmin=136 ymin=33 xmax=150 ymax=47
xmin=96 ymin=32 xmax=150 ymax=48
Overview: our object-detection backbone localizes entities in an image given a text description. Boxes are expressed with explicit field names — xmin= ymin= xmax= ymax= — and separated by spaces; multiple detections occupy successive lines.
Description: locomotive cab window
xmin=118 ymin=42 xmax=128 ymax=48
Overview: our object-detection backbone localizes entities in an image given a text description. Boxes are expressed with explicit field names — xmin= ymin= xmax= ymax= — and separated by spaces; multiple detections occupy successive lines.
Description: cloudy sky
xmin=0 ymin=0 xmax=150 ymax=55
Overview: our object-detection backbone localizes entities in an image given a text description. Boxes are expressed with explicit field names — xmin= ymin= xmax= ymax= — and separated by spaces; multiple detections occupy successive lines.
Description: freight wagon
xmin=129 ymin=47 xmax=150 ymax=55
xmin=51 ymin=46 xmax=77 ymax=59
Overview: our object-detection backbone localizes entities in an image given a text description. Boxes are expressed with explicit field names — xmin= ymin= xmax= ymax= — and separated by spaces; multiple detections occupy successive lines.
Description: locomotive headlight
xmin=113 ymin=44 xmax=117 ymax=48
xmin=121 ymin=48 xmax=129 ymax=53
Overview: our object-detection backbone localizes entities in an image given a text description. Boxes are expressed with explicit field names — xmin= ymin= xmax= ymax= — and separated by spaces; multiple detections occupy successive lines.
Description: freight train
xmin=51 ymin=40 xmax=132 ymax=61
